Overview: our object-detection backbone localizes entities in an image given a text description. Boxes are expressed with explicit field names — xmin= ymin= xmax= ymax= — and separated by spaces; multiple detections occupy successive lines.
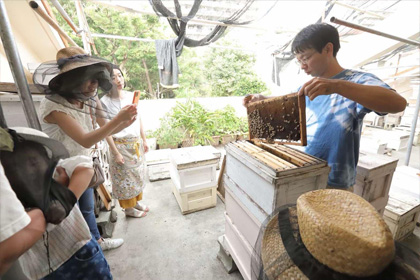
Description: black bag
xmin=0 ymin=135 xmax=76 ymax=224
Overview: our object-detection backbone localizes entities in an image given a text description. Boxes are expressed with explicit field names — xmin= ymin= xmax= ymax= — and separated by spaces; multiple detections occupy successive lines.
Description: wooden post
xmin=41 ymin=0 xmax=68 ymax=47
xmin=142 ymin=59 xmax=154 ymax=99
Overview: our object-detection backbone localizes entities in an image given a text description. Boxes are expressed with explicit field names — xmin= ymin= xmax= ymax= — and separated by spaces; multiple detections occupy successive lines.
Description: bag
xmin=89 ymin=157 xmax=105 ymax=188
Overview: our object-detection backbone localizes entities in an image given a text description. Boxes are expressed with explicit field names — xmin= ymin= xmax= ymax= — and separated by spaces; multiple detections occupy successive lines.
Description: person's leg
xmin=79 ymin=189 xmax=124 ymax=250
xmin=133 ymin=193 xmax=149 ymax=212
xmin=41 ymin=238 xmax=112 ymax=280
xmin=119 ymin=195 xmax=146 ymax=218
xmin=78 ymin=188 xmax=101 ymax=240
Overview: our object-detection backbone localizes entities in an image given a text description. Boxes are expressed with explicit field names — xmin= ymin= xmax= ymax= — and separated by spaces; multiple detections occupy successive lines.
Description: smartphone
xmin=132 ymin=91 xmax=140 ymax=105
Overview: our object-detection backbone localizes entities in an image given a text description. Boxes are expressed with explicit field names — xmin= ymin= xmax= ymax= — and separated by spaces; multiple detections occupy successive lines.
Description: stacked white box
xmin=354 ymin=152 xmax=398 ymax=215
xmin=383 ymin=194 xmax=420 ymax=241
xmin=170 ymin=146 xmax=219 ymax=214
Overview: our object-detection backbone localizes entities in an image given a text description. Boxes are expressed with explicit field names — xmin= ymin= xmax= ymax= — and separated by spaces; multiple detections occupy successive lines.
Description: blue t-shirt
xmin=303 ymin=69 xmax=392 ymax=188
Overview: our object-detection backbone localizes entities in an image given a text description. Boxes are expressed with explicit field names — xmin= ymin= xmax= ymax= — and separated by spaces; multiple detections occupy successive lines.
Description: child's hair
xmin=291 ymin=23 xmax=340 ymax=57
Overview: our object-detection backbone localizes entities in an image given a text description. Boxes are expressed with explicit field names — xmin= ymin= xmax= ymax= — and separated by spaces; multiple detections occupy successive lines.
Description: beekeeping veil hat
xmin=251 ymin=189 xmax=420 ymax=280
xmin=33 ymin=46 xmax=113 ymax=101
xmin=0 ymin=127 xmax=77 ymax=225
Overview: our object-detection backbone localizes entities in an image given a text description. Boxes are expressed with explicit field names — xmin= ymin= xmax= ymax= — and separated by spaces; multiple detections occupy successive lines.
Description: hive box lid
xmin=170 ymin=146 xmax=219 ymax=170
xmin=246 ymin=92 xmax=306 ymax=146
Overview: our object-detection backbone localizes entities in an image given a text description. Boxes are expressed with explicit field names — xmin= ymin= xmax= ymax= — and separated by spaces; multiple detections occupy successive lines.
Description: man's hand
xmin=242 ymin=94 xmax=267 ymax=107
xmin=298 ymin=77 xmax=340 ymax=101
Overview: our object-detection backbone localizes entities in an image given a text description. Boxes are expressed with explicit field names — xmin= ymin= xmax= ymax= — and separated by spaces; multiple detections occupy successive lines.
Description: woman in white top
xmin=36 ymin=46 xmax=136 ymax=252
xmin=101 ymin=65 xmax=149 ymax=218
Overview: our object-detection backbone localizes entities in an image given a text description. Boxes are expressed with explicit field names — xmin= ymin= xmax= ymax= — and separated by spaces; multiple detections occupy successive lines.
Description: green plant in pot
xmin=155 ymin=117 xmax=183 ymax=149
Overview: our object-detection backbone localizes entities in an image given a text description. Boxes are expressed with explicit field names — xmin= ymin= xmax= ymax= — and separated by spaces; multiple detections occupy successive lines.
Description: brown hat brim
xmin=48 ymin=59 xmax=112 ymax=91
xmin=257 ymin=205 xmax=420 ymax=280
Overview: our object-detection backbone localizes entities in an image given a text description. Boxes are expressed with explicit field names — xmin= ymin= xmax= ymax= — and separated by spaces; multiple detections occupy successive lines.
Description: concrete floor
xmin=104 ymin=144 xmax=420 ymax=280
xmin=103 ymin=170 xmax=243 ymax=280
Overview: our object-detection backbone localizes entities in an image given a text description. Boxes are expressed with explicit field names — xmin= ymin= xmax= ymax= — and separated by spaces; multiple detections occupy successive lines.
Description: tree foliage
xmin=55 ymin=0 xmax=163 ymax=97
xmin=53 ymin=1 xmax=268 ymax=98
xmin=204 ymin=44 xmax=268 ymax=96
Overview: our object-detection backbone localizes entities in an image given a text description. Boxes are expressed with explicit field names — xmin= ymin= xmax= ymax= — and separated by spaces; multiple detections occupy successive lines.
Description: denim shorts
xmin=42 ymin=238 xmax=112 ymax=280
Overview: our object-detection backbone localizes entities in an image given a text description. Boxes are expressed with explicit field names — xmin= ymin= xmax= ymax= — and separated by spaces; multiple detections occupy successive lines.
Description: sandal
xmin=124 ymin=208 xmax=147 ymax=218
xmin=134 ymin=203 xmax=150 ymax=212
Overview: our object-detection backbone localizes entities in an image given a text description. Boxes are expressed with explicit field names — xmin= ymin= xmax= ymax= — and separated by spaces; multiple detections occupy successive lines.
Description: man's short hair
xmin=291 ymin=23 xmax=340 ymax=57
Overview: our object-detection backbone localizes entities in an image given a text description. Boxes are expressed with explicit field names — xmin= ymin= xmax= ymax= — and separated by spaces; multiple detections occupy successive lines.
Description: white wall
xmin=0 ymin=95 xmax=249 ymax=133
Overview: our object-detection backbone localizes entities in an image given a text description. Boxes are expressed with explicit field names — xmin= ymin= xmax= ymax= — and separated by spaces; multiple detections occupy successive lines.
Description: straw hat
xmin=258 ymin=189 xmax=419 ymax=279
xmin=48 ymin=46 xmax=112 ymax=92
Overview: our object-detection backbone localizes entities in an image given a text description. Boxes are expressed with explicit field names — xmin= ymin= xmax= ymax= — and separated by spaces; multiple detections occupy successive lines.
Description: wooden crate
xmin=383 ymin=194 xmax=420 ymax=241
xmin=224 ymin=141 xmax=329 ymax=219
xmin=354 ymin=152 xmax=398 ymax=215
xmin=389 ymin=166 xmax=420 ymax=223
xmin=171 ymin=184 xmax=217 ymax=215
xmin=224 ymin=213 xmax=253 ymax=280
xmin=246 ymin=93 xmax=306 ymax=146
xmin=170 ymin=146 xmax=219 ymax=193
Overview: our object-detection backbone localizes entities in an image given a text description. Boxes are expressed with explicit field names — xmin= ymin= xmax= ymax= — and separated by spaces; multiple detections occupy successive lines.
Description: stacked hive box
xmin=221 ymin=141 xmax=330 ymax=280
xmin=354 ymin=152 xmax=399 ymax=215
xmin=170 ymin=146 xmax=219 ymax=214
xmin=383 ymin=194 xmax=420 ymax=241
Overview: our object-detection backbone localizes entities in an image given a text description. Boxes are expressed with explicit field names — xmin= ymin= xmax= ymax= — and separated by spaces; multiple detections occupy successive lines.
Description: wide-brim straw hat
xmin=255 ymin=189 xmax=420 ymax=280
xmin=48 ymin=46 xmax=112 ymax=91
xmin=8 ymin=127 xmax=69 ymax=160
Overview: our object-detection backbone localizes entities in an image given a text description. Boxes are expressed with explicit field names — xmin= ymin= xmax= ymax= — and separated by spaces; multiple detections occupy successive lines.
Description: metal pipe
xmin=0 ymin=102 xmax=7 ymax=128
xmin=330 ymin=17 xmax=420 ymax=47
xmin=404 ymin=86 xmax=420 ymax=165
xmin=0 ymin=1 xmax=41 ymax=130
xmin=50 ymin=0 xmax=81 ymax=34
xmin=75 ymin=0 xmax=91 ymax=54
xmin=331 ymin=1 xmax=385 ymax=19
xmin=29 ymin=1 xmax=78 ymax=46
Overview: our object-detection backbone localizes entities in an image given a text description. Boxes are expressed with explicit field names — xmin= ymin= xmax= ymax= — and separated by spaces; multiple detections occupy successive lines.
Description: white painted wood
xmin=170 ymin=161 xmax=217 ymax=194
xmin=225 ymin=144 xmax=329 ymax=216
xmin=170 ymin=146 xmax=219 ymax=170
xmin=224 ymin=213 xmax=252 ymax=280
xmin=225 ymin=153 xmax=276 ymax=215
xmin=225 ymin=186 xmax=262 ymax=249
xmin=171 ymin=184 xmax=217 ymax=214
xmin=354 ymin=152 xmax=398 ymax=213
xmin=383 ymin=194 xmax=420 ymax=240
xmin=224 ymin=174 xmax=268 ymax=224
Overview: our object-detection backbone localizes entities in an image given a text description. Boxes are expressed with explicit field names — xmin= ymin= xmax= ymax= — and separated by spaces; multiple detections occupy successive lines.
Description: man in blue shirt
xmin=244 ymin=23 xmax=406 ymax=190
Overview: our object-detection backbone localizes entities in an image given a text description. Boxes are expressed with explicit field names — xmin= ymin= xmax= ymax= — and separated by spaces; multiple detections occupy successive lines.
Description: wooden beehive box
xmin=224 ymin=140 xmax=329 ymax=223
xmin=383 ymin=194 xmax=420 ymax=241
xmin=246 ymin=92 xmax=306 ymax=145
xmin=222 ymin=141 xmax=329 ymax=280
xmin=169 ymin=146 xmax=219 ymax=194
xmin=354 ymin=152 xmax=398 ymax=215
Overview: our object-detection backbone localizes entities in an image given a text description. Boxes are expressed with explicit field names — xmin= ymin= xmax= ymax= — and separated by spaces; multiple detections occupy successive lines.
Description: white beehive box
xmin=222 ymin=141 xmax=329 ymax=280
xmin=170 ymin=146 xmax=219 ymax=194
xmin=224 ymin=141 xmax=330 ymax=220
xmin=223 ymin=213 xmax=253 ymax=280
xmin=224 ymin=179 xmax=262 ymax=248
xmin=383 ymin=194 xmax=420 ymax=241
xmin=354 ymin=152 xmax=398 ymax=215
xmin=171 ymin=184 xmax=217 ymax=215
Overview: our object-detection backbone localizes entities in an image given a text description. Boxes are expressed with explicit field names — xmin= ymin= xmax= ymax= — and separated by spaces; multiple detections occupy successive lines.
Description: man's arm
xmin=298 ymin=78 xmax=407 ymax=113
xmin=0 ymin=209 xmax=46 ymax=275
